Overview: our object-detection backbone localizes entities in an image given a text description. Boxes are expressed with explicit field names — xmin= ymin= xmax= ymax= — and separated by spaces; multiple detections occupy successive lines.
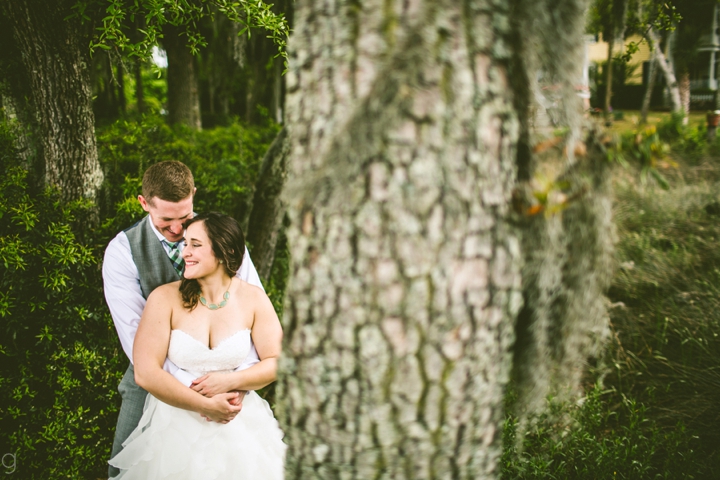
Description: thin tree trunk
xmin=246 ymin=127 xmax=290 ymax=280
xmin=117 ymin=62 xmax=127 ymax=115
xmin=163 ymin=25 xmax=202 ymax=129
xmin=0 ymin=0 xmax=103 ymax=202
xmin=605 ymin=35 xmax=614 ymax=118
xmin=272 ymin=58 xmax=283 ymax=124
xmin=649 ymin=28 xmax=682 ymax=115
xmin=134 ymin=57 xmax=145 ymax=114
xmin=678 ymin=71 xmax=690 ymax=118
xmin=640 ymin=56 xmax=657 ymax=124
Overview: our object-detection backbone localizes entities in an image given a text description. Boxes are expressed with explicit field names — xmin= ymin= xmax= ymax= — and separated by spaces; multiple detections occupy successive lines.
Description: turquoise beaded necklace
xmin=199 ymin=279 xmax=231 ymax=310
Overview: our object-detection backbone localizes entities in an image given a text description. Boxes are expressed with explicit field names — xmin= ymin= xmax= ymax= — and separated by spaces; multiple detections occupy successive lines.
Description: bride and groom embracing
xmin=103 ymin=161 xmax=285 ymax=479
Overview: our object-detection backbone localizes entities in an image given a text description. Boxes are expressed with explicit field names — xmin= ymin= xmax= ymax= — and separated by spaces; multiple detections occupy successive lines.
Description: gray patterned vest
xmin=124 ymin=216 xmax=181 ymax=299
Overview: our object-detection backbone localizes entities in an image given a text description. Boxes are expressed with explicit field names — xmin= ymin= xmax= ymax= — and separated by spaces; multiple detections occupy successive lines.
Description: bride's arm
xmin=134 ymin=286 xmax=243 ymax=423
xmin=190 ymin=288 xmax=282 ymax=396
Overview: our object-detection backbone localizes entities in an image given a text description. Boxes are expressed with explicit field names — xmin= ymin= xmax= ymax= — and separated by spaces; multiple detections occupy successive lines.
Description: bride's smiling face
xmin=182 ymin=221 xmax=220 ymax=279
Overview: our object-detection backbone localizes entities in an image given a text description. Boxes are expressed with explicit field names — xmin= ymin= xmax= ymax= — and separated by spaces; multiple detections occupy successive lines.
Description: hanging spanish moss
xmin=506 ymin=0 xmax=616 ymax=432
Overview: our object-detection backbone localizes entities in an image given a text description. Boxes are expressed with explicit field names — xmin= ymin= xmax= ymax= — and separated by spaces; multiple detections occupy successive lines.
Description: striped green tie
xmin=165 ymin=240 xmax=184 ymax=276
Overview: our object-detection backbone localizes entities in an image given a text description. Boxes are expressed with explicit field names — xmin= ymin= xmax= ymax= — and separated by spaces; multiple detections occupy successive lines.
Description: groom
xmin=102 ymin=161 xmax=263 ymax=477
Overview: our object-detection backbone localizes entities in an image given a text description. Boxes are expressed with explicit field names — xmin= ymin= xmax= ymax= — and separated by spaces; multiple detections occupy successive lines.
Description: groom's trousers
xmin=108 ymin=364 xmax=148 ymax=478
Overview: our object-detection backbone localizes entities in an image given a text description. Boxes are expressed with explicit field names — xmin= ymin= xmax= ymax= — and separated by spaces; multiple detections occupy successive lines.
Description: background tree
xmin=0 ymin=0 xmax=104 ymax=203
xmin=0 ymin=0 xmax=288 ymax=202
xmin=163 ymin=24 xmax=203 ymax=129
xmin=588 ymin=0 xmax=630 ymax=119
xmin=278 ymin=0 xmax=613 ymax=478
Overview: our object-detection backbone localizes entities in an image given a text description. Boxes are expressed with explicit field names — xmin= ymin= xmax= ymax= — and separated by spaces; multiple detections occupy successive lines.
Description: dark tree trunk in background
xmin=197 ymin=0 xmax=291 ymax=126
xmin=0 ymin=0 xmax=103 ymax=202
xmin=246 ymin=127 xmax=290 ymax=280
xmin=164 ymin=25 xmax=202 ymax=129
xmin=602 ymin=0 xmax=628 ymax=122
xmin=117 ymin=62 xmax=127 ymax=115
xmin=92 ymin=52 xmax=121 ymax=122
xmin=640 ymin=56 xmax=657 ymax=124
xmin=199 ymin=12 xmax=246 ymax=126
xmin=604 ymin=36 xmax=615 ymax=115
xmin=271 ymin=58 xmax=284 ymax=123
xmin=134 ymin=57 xmax=146 ymax=114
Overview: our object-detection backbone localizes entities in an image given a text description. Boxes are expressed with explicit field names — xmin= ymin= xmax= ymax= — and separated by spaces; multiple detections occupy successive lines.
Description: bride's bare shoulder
xmin=146 ymin=281 xmax=183 ymax=304
xmin=234 ymin=278 xmax=266 ymax=298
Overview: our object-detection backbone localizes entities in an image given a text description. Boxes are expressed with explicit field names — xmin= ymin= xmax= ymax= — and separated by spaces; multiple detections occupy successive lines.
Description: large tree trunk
xmin=164 ymin=25 xmax=202 ymax=129
xmin=279 ymin=1 xmax=524 ymax=478
xmin=246 ymin=127 xmax=290 ymax=280
xmin=0 ymin=0 xmax=103 ymax=202
xmin=278 ymin=0 xmax=605 ymax=477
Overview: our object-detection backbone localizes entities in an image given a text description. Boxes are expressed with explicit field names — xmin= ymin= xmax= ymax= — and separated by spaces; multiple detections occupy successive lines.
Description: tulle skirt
xmin=109 ymin=391 xmax=285 ymax=479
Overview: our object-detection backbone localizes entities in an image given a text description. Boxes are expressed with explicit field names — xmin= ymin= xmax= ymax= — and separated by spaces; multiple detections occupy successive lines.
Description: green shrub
xmin=656 ymin=113 xmax=716 ymax=161
xmin=0 ymin=122 xmax=122 ymax=478
xmin=97 ymin=114 xmax=280 ymax=231
xmin=1 ymin=115 xmax=286 ymax=477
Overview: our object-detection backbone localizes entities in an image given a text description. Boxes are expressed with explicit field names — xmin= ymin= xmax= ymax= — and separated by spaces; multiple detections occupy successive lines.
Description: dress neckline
xmin=171 ymin=328 xmax=250 ymax=351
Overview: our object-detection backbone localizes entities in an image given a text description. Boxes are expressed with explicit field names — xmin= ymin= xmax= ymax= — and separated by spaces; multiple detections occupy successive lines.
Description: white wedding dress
xmin=109 ymin=329 xmax=286 ymax=479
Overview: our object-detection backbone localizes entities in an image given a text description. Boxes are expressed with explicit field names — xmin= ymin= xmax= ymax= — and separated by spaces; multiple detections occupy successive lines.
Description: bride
xmin=109 ymin=212 xmax=285 ymax=479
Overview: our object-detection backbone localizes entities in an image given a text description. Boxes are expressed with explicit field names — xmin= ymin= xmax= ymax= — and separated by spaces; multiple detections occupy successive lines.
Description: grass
xmin=502 ymin=111 xmax=720 ymax=478
xmin=605 ymin=110 xmax=707 ymax=135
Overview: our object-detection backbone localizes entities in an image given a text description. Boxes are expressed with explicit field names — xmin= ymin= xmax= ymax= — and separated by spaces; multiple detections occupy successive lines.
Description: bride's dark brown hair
xmin=179 ymin=212 xmax=245 ymax=310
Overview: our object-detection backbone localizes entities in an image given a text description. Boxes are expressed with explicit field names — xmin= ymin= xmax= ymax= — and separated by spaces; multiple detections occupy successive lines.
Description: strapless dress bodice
xmin=167 ymin=329 xmax=251 ymax=377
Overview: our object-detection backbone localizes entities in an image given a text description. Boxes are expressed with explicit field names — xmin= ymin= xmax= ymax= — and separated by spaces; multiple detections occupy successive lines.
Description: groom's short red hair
xmin=142 ymin=161 xmax=195 ymax=204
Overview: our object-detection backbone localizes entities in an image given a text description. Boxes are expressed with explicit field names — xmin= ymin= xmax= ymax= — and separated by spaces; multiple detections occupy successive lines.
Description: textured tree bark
xmin=0 ymin=0 xmax=103 ymax=203
xmin=278 ymin=1 xmax=523 ymax=478
xmin=164 ymin=25 xmax=202 ymax=129
xmin=246 ymin=127 xmax=290 ymax=280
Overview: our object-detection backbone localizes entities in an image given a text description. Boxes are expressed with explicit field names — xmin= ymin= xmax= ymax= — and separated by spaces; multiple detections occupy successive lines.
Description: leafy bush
xmin=97 ymin=114 xmax=280 ymax=231
xmin=0 ymin=115 xmax=285 ymax=477
xmin=656 ymin=113 xmax=717 ymax=161
xmin=0 ymin=122 xmax=122 ymax=478
xmin=612 ymin=124 xmax=673 ymax=189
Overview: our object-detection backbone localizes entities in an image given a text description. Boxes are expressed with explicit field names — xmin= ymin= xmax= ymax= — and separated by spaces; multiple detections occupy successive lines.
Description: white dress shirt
xmin=103 ymin=216 xmax=262 ymax=387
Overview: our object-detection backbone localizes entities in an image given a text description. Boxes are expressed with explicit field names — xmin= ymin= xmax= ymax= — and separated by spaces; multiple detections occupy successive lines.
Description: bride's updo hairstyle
xmin=179 ymin=212 xmax=245 ymax=309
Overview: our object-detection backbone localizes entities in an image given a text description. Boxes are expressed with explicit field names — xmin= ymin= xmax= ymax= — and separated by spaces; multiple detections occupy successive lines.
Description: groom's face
xmin=138 ymin=194 xmax=194 ymax=243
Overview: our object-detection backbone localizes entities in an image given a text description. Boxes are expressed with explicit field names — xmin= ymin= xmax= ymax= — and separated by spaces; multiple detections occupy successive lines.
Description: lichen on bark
xmin=279 ymin=0 xmax=614 ymax=477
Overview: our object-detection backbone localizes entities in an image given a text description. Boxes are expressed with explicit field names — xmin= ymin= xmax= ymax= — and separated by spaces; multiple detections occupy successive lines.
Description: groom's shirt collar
xmin=147 ymin=215 xmax=168 ymax=242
